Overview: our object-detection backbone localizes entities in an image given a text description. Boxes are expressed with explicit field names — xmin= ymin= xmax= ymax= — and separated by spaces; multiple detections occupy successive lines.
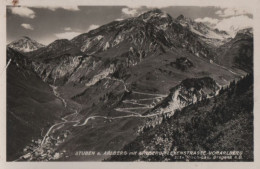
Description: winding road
xmin=14 ymin=61 xmax=243 ymax=161
xmin=40 ymin=77 xmax=168 ymax=148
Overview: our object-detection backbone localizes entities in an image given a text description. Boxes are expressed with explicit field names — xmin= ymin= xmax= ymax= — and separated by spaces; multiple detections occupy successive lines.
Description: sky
xmin=6 ymin=6 xmax=253 ymax=45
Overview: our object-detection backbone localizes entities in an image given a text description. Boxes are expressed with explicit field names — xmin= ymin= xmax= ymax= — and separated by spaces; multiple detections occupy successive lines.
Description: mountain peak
xmin=235 ymin=27 xmax=253 ymax=38
xmin=49 ymin=39 xmax=71 ymax=45
xmin=149 ymin=8 xmax=163 ymax=14
xmin=176 ymin=14 xmax=194 ymax=25
xmin=47 ymin=39 xmax=71 ymax=48
xmin=7 ymin=37 xmax=45 ymax=53
xmin=176 ymin=14 xmax=185 ymax=20
xmin=176 ymin=14 xmax=193 ymax=23
xmin=44 ymin=39 xmax=75 ymax=53
xmin=22 ymin=36 xmax=31 ymax=40
xmin=175 ymin=14 xmax=231 ymax=44
xmin=142 ymin=8 xmax=163 ymax=15
xmin=237 ymin=27 xmax=253 ymax=34
xmin=138 ymin=9 xmax=168 ymax=21
xmin=52 ymin=39 xmax=70 ymax=43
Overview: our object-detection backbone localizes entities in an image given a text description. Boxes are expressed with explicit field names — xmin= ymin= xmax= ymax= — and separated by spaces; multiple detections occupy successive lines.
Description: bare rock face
xmin=6 ymin=9 xmax=253 ymax=161
xmin=139 ymin=77 xmax=219 ymax=130
xmin=26 ymin=10 xmax=228 ymax=87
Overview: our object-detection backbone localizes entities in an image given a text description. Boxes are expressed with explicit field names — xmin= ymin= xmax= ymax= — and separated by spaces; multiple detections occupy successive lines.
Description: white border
xmin=0 ymin=0 xmax=259 ymax=169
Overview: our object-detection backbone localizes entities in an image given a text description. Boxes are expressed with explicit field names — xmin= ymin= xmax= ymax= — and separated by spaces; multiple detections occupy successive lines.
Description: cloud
xmin=55 ymin=31 xmax=81 ymax=39
xmin=21 ymin=23 xmax=34 ymax=30
xmin=42 ymin=6 xmax=80 ymax=11
xmin=195 ymin=8 xmax=253 ymax=37
xmin=215 ymin=15 xmax=253 ymax=36
xmin=10 ymin=7 xmax=35 ymax=19
xmin=215 ymin=8 xmax=251 ymax=17
xmin=64 ymin=27 xmax=72 ymax=31
xmin=195 ymin=17 xmax=219 ymax=26
xmin=122 ymin=7 xmax=138 ymax=17
xmin=87 ymin=24 xmax=100 ymax=32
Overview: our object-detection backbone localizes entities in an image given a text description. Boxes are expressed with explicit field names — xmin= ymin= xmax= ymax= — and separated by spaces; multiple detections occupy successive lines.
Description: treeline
xmin=218 ymin=73 xmax=253 ymax=96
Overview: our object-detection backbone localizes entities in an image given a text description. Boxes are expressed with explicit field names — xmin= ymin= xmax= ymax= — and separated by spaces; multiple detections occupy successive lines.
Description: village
xmin=19 ymin=130 xmax=71 ymax=161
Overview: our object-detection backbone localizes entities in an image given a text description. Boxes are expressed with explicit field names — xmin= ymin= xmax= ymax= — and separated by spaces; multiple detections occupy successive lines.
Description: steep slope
xmin=17 ymin=9 xmax=246 ymax=90
xmin=216 ymin=28 xmax=253 ymax=73
xmin=7 ymin=9 xmax=253 ymax=162
xmin=24 ymin=10 xmax=243 ymax=90
xmin=71 ymin=9 xmax=217 ymax=60
xmin=176 ymin=14 xmax=230 ymax=47
xmin=24 ymin=39 xmax=86 ymax=85
xmin=27 ymin=39 xmax=82 ymax=59
xmin=7 ymin=48 xmax=69 ymax=161
xmin=137 ymin=77 xmax=219 ymax=131
xmin=7 ymin=36 xmax=45 ymax=53
xmin=109 ymin=74 xmax=253 ymax=161
xmin=48 ymin=77 xmax=219 ymax=161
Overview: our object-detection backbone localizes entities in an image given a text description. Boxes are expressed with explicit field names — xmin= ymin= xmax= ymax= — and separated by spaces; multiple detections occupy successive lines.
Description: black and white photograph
xmin=1 ymin=0 xmax=258 ymax=165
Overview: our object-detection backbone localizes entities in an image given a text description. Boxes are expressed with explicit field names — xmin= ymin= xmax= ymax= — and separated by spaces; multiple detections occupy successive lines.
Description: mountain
xmin=216 ymin=28 xmax=253 ymax=73
xmin=175 ymin=16 xmax=253 ymax=73
xmin=24 ymin=9 xmax=245 ymax=88
xmin=69 ymin=9 xmax=218 ymax=60
xmin=6 ymin=48 xmax=69 ymax=161
xmin=7 ymin=9 xmax=253 ymax=161
xmin=108 ymin=74 xmax=253 ymax=161
xmin=27 ymin=39 xmax=82 ymax=60
xmin=236 ymin=27 xmax=253 ymax=37
xmin=137 ymin=77 xmax=220 ymax=130
xmin=176 ymin=14 xmax=230 ymax=47
xmin=7 ymin=36 xmax=45 ymax=53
